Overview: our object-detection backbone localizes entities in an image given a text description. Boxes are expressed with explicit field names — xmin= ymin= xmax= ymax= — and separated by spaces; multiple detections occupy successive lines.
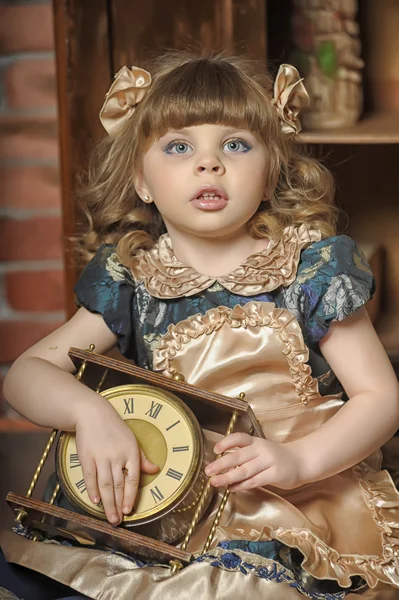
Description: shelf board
xmin=299 ymin=112 xmax=399 ymax=145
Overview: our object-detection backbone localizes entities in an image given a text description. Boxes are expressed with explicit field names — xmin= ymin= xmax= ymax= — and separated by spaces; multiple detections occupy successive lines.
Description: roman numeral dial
xmin=57 ymin=383 xmax=202 ymax=526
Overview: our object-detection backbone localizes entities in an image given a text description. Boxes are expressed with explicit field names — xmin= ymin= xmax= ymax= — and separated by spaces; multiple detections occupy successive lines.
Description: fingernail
xmin=110 ymin=514 xmax=119 ymax=524
xmin=205 ymin=466 xmax=213 ymax=476
xmin=92 ymin=496 xmax=99 ymax=504
xmin=123 ymin=506 xmax=131 ymax=514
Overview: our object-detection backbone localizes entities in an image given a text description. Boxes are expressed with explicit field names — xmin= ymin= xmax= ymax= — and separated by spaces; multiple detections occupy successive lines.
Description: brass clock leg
xmin=202 ymin=488 xmax=230 ymax=554
xmin=49 ymin=483 xmax=60 ymax=505
xmin=201 ymin=406 xmax=241 ymax=554
xmin=75 ymin=354 xmax=90 ymax=382
xmin=173 ymin=406 xmax=240 ymax=568
xmin=26 ymin=429 xmax=58 ymax=500
xmin=169 ymin=559 xmax=184 ymax=574
xmin=14 ymin=508 xmax=28 ymax=523
xmin=14 ymin=429 xmax=58 ymax=524
xmin=95 ymin=368 xmax=109 ymax=393
xmin=178 ymin=480 xmax=213 ymax=553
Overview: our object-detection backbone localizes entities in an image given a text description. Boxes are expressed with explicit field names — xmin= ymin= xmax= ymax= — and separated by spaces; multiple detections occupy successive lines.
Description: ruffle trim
xmin=130 ymin=224 xmax=321 ymax=299
xmin=261 ymin=464 xmax=399 ymax=589
xmin=153 ymin=301 xmax=321 ymax=406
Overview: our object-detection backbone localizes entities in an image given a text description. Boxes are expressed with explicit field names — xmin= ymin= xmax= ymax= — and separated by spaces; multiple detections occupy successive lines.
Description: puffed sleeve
xmin=294 ymin=235 xmax=376 ymax=347
xmin=74 ymin=244 xmax=135 ymax=356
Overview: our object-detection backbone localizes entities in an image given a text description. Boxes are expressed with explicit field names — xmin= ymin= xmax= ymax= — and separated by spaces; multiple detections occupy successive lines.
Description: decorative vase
xmin=291 ymin=0 xmax=364 ymax=130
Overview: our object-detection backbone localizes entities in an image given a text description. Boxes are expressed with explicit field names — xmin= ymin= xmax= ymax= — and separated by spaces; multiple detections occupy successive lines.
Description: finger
xmin=229 ymin=470 xmax=274 ymax=493
xmin=205 ymin=445 xmax=256 ymax=477
xmin=122 ymin=460 xmax=141 ymax=515
xmin=214 ymin=432 xmax=253 ymax=454
xmin=111 ymin=464 xmax=126 ymax=521
xmin=139 ymin=449 xmax=159 ymax=474
xmin=210 ymin=458 xmax=263 ymax=488
xmin=80 ymin=458 xmax=99 ymax=505
xmin=97 ymin=463 xmax=119 ymax=525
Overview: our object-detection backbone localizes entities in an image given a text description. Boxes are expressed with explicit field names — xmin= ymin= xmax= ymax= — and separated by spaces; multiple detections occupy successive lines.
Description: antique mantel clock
xmin=7 ymin=346 xmax=263 ymax=572
xmin=56 ymin=382 xmax=206 ymax=543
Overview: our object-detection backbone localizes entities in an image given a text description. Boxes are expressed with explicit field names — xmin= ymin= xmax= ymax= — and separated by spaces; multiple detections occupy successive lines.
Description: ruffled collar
xmin=130 ymin=224 xmax=321 ymax=299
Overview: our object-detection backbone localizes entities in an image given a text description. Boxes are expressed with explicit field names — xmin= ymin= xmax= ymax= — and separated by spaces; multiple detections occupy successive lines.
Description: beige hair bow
xmin=272 ymin=64 xmax=309 ymax=137
xmin=99 ymin=66 xmax=152 ymax=134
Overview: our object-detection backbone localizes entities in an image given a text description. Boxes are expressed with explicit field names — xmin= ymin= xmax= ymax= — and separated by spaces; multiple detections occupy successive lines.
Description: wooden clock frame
xmin=7 ymin=346 xmax=264 ymax=573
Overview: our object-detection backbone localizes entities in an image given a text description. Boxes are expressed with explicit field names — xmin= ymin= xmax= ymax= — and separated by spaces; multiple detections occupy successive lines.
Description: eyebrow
xmin=163 ymin=127 xmax=254 ymax=136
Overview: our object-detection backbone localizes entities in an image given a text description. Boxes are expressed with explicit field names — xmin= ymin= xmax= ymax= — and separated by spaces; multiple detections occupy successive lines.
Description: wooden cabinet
xmin=54 ymin=0 xmax=399 ymax=365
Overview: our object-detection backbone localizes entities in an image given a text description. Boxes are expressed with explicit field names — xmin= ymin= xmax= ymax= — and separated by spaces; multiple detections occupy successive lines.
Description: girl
xmin=1 ymin=51 xmax=399 ymax=600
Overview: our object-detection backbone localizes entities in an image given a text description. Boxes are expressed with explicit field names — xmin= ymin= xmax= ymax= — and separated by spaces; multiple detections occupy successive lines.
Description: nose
xmin=195 ymin=153 xmax=225 ymax=175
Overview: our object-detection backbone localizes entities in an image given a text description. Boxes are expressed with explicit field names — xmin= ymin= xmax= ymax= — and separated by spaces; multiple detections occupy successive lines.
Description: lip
xmin=190 ymin=185 xmax=229 ymax=211
xmin=191 ymin=185 xmax=229 ymax=201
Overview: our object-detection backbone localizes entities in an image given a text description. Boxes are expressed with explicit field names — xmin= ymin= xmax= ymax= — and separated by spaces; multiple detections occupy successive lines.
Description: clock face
xmin=56 ymin=384 xmax=202 ymax=524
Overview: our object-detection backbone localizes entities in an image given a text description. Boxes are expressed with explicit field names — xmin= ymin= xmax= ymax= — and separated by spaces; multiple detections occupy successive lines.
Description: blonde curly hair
xmin=76 ymin=50 xmax=337 ymax=266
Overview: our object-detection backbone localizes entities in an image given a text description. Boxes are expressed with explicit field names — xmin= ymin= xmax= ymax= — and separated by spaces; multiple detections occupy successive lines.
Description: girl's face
xmin=135 ymin=123 xmax=269 ymax=240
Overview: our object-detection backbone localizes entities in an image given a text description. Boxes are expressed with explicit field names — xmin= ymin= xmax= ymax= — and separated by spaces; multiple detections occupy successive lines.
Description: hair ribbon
xmin=99 ymin=66 xmax=152 ymax=135
xmin=272 ymin=64 xmax=309 ymax=137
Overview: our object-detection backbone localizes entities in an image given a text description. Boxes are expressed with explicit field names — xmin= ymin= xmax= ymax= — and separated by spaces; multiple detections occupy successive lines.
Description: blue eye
xmin=224 ymin=139 xmax=251 ymax=153
xmin=165 ymin=142 xmax=191 ymax=154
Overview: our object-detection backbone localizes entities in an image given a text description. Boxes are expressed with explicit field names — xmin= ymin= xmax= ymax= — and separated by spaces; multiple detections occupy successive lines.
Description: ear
xmin=133 ymin=169 xmax=151 ymax=201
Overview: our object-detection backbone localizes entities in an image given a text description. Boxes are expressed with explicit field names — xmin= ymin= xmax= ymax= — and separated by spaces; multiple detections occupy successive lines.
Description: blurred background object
xmin=291 ymin=0 xmax=364 ymax=130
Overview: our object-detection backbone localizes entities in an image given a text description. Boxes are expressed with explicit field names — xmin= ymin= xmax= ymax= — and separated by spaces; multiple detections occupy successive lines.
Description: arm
xmin=205 ymin=307 xmax=399 ymax=491
xmin=293 ymin=306 xmax=399 ymax=480
xmin=4 ymin=307 xmax=118 ymax=430
xmin=4 ymin=307 xmax=157 ymax=523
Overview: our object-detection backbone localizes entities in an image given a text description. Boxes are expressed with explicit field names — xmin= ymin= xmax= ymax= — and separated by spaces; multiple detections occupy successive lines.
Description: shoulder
xmin=298 ymin=234 xmax=372 ymax=276
xmin=73 ymin=244 xmax=136 ymax=356
xmin=296 ymin=235 xmax=375 ymax=297
xmin=289 ymin=234 xmax=376 ymax=345
xmin=76 ymin=244 xmax=134 ymax=285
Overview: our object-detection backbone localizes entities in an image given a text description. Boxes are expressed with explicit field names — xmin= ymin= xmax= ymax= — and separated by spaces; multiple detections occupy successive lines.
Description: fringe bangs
xmin=137 ymin=58 xmax=277 ymax=145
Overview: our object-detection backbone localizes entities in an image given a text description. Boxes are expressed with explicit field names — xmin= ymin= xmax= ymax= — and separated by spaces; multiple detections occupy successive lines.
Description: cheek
xmin=143 ymin=158 xmax=182 ymax=195
xmin=239 ymin=163 xmax=268 ymax=196
xmin=239 ymin=153 xmax=268 ymax=180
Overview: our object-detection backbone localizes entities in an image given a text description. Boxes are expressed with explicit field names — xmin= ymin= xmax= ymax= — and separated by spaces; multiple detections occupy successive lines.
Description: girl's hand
xmin=75 ymin=406 xmax=158 ymax=525
xmin=204 ymin=433 xmax=307 ymax=492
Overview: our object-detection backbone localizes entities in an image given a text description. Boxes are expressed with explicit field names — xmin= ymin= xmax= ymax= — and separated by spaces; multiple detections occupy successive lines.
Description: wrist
xmin=287 ymin=439 xmax=321 ymax=486
xmin=72 ymin=387 xmax=116 ymax=431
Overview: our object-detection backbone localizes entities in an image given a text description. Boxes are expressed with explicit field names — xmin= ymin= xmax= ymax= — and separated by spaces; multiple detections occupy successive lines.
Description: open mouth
xmin=196 ymin=192 xmax=224 ymax=202
xmin=191 ymin=186 xmax=229 ymax=210
xmin=191 ymin=191 xmax=229 ymax=211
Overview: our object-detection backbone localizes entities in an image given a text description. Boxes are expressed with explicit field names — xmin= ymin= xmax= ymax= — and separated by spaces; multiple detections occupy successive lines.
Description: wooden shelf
xmin=299 ymin=112 xmax=399 ymax=145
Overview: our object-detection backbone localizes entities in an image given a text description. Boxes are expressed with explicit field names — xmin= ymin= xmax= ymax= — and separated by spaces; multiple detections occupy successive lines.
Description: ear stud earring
xmin=143 ymin=195 xmax=152 ymax=203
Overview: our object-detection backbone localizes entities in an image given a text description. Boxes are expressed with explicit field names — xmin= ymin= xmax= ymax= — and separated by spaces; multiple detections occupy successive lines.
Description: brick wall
xmin=0 ymin=0 xmax=66 ymax=422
